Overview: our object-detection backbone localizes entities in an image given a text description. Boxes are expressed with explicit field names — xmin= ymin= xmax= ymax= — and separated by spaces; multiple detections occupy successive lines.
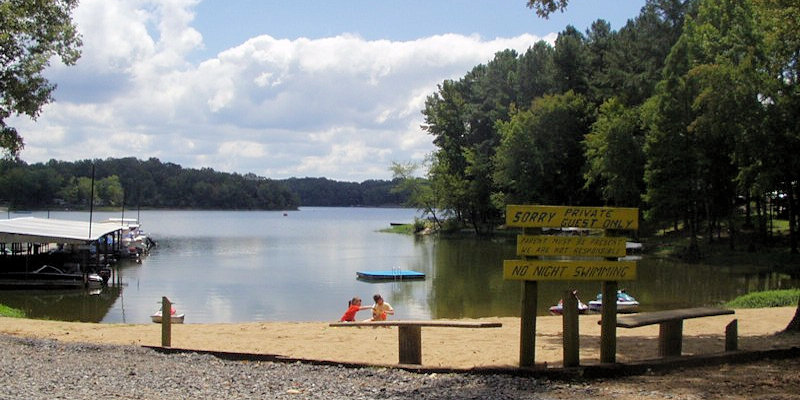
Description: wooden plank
xmin=516 ymin=235 xmax=628 ymax=257
xmin=329 ymin=321 xmax=502 ymax=328
xmin=506 ymin=205 xmax=638 ymax=229
xmin=503 ymin=259 xmax=637 ymax=281
xmin=615 ymin=307 xmax=734 ymax=328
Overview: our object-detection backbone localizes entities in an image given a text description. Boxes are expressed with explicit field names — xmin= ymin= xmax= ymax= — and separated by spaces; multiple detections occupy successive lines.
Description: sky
xmin=12 ymin=0 xmax=647 ymax=182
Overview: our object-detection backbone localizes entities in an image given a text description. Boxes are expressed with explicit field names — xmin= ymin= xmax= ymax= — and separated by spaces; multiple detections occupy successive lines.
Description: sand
xmin=1 ymin=307 xmax=798 ymax=369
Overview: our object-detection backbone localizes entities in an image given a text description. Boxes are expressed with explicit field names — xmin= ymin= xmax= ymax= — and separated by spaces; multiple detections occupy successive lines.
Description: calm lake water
xmin=1 ymin=208 xmax=797 ymax=323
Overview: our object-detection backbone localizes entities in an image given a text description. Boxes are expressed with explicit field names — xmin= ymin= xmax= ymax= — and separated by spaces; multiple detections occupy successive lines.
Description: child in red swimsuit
xmin=340 ymin=297 xmax=369 ymax=321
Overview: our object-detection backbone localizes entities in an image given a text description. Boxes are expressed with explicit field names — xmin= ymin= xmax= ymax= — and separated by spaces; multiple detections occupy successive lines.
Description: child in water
xmin=340 ymin=297 xmax=370 ymax=322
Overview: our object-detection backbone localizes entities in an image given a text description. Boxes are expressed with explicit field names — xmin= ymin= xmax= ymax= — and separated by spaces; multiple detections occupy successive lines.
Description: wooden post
xmin=658 ymin=320 xmax=683 ymax=357
xmin=562 ymin=290 xmax=580 ymax=367
xmin=599 ymin=280 xmax=618 ymax=363
xmin=518 ymin=227 xmax=540 ymax=368
xmin=398 ymin=325 xmax=422 ymax=364
xmin=725 ymin=319 xmax=738 ymax=351
xmin=161 ymin=296 xmax=171 ymax=347
xmin=519 ymin=280 xmax=538 ymax=367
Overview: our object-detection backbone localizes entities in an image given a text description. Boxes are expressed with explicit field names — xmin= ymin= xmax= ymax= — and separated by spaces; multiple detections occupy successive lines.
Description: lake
xmin=0 ymin=208 xmax=797 ymax=323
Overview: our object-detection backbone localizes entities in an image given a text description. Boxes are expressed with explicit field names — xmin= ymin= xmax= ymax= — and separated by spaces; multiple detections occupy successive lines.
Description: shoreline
xmin=2 ymin=307 xmax=799 ymax=369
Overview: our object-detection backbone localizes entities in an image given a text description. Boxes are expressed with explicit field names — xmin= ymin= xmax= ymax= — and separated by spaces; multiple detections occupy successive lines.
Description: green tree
xmin=584 ymin=98 xmax=646 ymax=207
xmin=553 ymin=26 xmax=589 ymax=95
xmin=515 ymin=41 xmax=557 ymax=105
xmin=390 ymin=160 xmax=444 ymax=228
xmin=494 ymin=91 xmax=593 ymax=206
xmin=752 ymin=0 xmax=800 ymax=255
xmin=422 ymin=51 xmax=523 ymax=233
xmin=96 ymin=175 xmax=124 ymax=206
xmin=0 ymin=0 xmax=82 ymax=157
xmin=642 ymin=34 xmax=699 ymax=248
xmin=526 ymin=0 xmax=570 ymax=17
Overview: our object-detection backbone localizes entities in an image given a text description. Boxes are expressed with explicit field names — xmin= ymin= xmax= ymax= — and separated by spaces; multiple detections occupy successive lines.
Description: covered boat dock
xmin=0 ymin=217 xmax=125 ymax=288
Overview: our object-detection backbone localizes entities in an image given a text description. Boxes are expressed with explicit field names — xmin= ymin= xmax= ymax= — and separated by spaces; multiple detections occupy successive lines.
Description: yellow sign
xmin=503 ymin=260 xmax=637 ymax=281
xmin=506 ymin=205 xmax=639 ymax=230
xmin=516 ymin=235 xmax=627 ymax=257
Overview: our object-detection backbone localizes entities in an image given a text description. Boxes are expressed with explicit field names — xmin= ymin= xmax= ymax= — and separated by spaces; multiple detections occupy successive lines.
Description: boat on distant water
xmin=356 ymin=269 xmax=425 ymax=281
xmin=588 ymin=290 xmax=640 ymax=313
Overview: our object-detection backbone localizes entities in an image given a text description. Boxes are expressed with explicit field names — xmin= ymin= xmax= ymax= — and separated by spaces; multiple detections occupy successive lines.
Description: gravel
xmin=0 ymin=335 xmax=551 ymax=400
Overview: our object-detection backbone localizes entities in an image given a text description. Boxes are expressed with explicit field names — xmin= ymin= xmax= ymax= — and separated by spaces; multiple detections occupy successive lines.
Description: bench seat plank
xmin=615 ymin=307 xmax=733 ymax=328
xmin=329 ymin=321 xmax=502 ymax=328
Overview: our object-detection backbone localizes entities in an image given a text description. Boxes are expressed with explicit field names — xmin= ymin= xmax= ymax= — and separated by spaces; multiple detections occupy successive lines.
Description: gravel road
xmin=2 ymin=334 xmax=799 ymax=400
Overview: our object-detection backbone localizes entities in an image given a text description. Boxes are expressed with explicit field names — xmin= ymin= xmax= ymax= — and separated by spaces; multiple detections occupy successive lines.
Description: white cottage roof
xmin=0 ymin=217 xmax=123 ymax=244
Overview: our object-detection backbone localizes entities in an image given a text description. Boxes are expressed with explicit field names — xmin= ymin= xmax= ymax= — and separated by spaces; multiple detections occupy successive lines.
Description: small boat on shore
xmin=356 ymin=269 xmax=425 ymax=281
xmin=151 ymin=308 xmax=185 ymax=324
xmin=549 ymin=299 xmax=589 ymax=315
xmin=549 ymin=290 xmax=589 ymax=315
xmin=588 ymin=290 xmax=640 ymax=313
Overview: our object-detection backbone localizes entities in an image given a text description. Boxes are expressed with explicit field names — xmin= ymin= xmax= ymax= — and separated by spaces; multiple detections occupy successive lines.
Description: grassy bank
xmin=0 ymin=304 xmax=25 ymax=318
xmin=725 ymin=289 xmax=800 ymax=308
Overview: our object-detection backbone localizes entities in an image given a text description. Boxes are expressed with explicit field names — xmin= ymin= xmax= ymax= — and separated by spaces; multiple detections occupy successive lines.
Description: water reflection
xmin=426 ymin=236 xmax=800 ymax=318
xmin=0 ymin=286 xmax=121 ymax=322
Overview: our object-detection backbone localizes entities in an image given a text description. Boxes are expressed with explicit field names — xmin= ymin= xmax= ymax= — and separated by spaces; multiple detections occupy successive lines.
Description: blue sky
xmin=13 ymin=0 xmax=647 ymax=182
xmin=193 ymin=0 xmax=645 ymax=55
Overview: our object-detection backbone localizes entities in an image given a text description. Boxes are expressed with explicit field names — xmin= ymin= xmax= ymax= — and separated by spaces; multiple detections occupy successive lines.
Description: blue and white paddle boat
xmin=588 ymin=290 xmax=640 ymax=313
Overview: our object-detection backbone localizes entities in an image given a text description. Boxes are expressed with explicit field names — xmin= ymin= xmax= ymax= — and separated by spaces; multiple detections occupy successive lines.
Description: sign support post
xmin=562 ymin=289 xmax=580 ymax=367
xmin=600 ymin=280 xmax=618 ymax=363
xmin=520 ymin=280 xmax=538 ymax=367
xmin=519 ymin=227 xmax=539 ymax=368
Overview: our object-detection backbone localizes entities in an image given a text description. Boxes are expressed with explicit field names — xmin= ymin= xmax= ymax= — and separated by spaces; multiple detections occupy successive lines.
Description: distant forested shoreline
xmin=0 ymin=158 xmax=407 ymax=211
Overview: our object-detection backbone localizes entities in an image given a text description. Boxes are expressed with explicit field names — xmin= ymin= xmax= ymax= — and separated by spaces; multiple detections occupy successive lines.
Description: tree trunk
xmin=785 ymin=296 xmax=800 ymax=332
xmin=790 ymin=182 xmax=798 ymax=254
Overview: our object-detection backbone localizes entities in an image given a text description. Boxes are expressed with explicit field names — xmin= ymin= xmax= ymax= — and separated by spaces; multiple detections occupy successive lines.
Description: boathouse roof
xmin=0 ymin=217 xmax=123 ymax=244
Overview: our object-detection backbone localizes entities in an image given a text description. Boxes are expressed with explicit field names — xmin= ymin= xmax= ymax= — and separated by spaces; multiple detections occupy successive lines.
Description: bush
xmin=725 ymin=289 xmax=800 ymax=308
xmin=0 ymin=304 xmax=25 ymax=318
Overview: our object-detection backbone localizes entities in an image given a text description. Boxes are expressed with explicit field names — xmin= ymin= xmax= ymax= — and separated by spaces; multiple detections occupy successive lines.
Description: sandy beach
xmin=2 ymin=307 xmax=798 ymax=369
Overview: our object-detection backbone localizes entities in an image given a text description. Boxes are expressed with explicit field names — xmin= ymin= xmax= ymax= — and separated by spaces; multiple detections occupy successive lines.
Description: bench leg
xmin=658 ymin=320 xmax=683 ymax=357
xmin=726 ymin=319 xmax=738 ymax=351
xmin=398 ymin=325 xmax=422 ymax=364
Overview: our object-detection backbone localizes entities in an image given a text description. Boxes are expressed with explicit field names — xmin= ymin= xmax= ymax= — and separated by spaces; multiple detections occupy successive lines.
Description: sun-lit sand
xmin=1 ymin=307 xmax=798 ymax=368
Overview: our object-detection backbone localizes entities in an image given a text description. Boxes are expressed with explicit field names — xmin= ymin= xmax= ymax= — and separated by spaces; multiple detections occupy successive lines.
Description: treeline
xmin=283 ymin=178 xmax=405 ymax=207
xmin=0 ymin=158 xmax=404 ymax=210
xmin=410 ymin=0 xmax=799 ymax=253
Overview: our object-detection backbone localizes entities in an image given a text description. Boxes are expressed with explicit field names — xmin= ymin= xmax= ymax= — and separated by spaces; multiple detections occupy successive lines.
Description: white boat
xmin=106 ymin=218 xmax=156 ymax=258
xmin=548 ymin=299 xmax=590 ymax=315
xmin=151 ymin=309 xmax=185 ymax=324
xmin=588 ymin=290 xmax=640 ymax=313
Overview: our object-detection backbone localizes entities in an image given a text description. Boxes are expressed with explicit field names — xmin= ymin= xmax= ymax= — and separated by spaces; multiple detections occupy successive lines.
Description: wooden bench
xmin=608 ymin=307 xmax=736 ymax=357
xmin=328 ymin=320 xmax=502 ymax=365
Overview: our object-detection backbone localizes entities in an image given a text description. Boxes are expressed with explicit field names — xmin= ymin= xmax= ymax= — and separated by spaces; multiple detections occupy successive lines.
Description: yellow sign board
xmin=503 ymin=260 xmax=637 ymax=281
xmin=506 ymin=205 xmax=639 ymax=230
xmin=516 ymin=235 xmax=627 ymax=257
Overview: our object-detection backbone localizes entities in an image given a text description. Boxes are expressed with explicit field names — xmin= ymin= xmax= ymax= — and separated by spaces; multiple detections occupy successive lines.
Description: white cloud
xmin=13 ymin=0 xmax=546 ymax=182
